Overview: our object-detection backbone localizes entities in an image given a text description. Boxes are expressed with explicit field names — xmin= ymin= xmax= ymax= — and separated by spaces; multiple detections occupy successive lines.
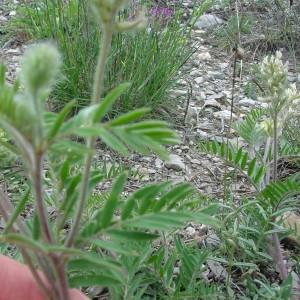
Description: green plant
xmin=198 ymin=51 xmax=300 ymax=297
xmin=11 ymin=0 xmax=205 ymax=118
xmin=212 ymin=0 xmax=255 ymax=52
xmin=0 ymin=1 xmax=219 ymax=299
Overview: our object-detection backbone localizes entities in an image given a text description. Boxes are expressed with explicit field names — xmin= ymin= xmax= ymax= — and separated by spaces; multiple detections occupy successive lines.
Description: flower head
xmin=149 ymin=5 xmax=173 ymax=26
xmin=20 ymin=43 xmax=61 ymax=98
xmin=258 ymin=51 xmax=300 ymax=122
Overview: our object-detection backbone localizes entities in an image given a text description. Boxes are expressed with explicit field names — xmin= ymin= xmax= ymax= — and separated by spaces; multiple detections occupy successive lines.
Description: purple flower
xmin=150 ymin=5 xmax=173 ymax=25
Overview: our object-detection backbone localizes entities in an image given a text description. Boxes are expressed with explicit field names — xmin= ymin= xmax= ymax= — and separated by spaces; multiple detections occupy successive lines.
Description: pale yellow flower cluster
xmin=259 ymin=51 xmax=300 ymax=128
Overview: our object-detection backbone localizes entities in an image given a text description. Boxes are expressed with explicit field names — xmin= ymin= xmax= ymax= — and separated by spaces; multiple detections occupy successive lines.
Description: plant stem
xmin=50 ymin=254 xmax=70 ymax=300
xmin=32 ymin=153 xmax=53 ymax=244
xmin=272 ymin=231 xmax=288 ymax=280
xmin=271 ymin=112 xmax=288 ymax=280
xmin=32 ymin=153 xmax=71 ymax=299
xmin=273 ymin=113 xmax=278 ymax=182
xmin=91 ymin=26 xmax=114 ymax=106
xmin=65 ymin=25 xmax=114 ymax=248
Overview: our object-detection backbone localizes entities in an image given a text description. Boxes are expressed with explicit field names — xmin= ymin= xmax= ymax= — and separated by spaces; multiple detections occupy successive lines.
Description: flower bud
xmin=91 ymin=0 xmax=130 ymax=25
xmin=20 ymin=43 xmax=61 ymax=97
xmin=235 ymin=47 xmax=244 ymax=60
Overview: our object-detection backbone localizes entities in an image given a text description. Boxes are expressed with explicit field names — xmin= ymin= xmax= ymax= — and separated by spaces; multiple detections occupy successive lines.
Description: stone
xmin=206 ymin=93 xmax=227 ymax=102
xmin=0 ymin=16 xmax=8 ymax=22
xmin=165 ymin=154 xmax=186 ymax=171
xmin=207 ymin=259 xmax=228 ymax=280
xmin=12 ymin=56 xmax=21 ymax=62
xmin=173 ymin=89 xmax=188 ymax=95
xmin=197 ymin=52 xmax=211 ymax=61
xmin=291 ymin=271 xmax=300 ymax=295
xmin=239 ymin=98 xmax=257 ymax=107
xmin=204 ymin=99 xmax=221 ymax=108
xmin=5 ymin=48 xmax=20 ymax=54
xmin=199 ymin=225 xmax=208 ymax=236
xmin=194 ymin=14 xmax=224 ymax=29
xmin=206 ymin=90 xmax=216 ymax=95
xmin=281 ymin=211 xmax=300 ymax=247
xmin=186 ymin=107 xmax=198 ymax=118
xmin=177 ymin=79 xmax=187 ymax=86
xmin=186 ymin=226 xmax=196 ymax=236
xmin=208 ymin=71 xmax=226 ymax=80
xmin=204 ymin=233 xmax=221 ymax=249
xmin=194 ymin=76 xmax=204 ymax=84
xmin=213 ymin=110 xmax=237 ymax=120
xmin=189 ymin=70 xmax=201 ymax=77
xmin=190 ymin=158 xmax=201 ymax=164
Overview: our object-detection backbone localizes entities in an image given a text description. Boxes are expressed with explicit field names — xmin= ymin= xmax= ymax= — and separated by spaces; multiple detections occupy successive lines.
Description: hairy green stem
xmin=31 ymin=154 xmax=71 ymax=299
xmin=50 ymin=254 xmax=70 ymax=300
xmin=271 ymin=112 xmax=288 ymax=280
xmin=65 ymin=25 xmax=114 ymax=248
xmin=32 ymin=153 xmax=53 ymax=244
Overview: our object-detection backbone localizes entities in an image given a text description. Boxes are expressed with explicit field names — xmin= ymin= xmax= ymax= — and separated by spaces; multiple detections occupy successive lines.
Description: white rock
xmin=199 ymin=91 xmax=206 ymax=100
xmin=174 ymin=89 xmax=188 ymax=95
xmin=194 ymin=14 xmax=224 ymax=29
xmin=239 ymin=98 xmax=257 ymax=106
xmin=143 ymin=157 xmax=152 ymax=163
xmin=194 ymin=77 xmax=204 ymax=84
xmin=206 ymin=93 xmax=227 ymax=102
xmin=199 ymin=265 xmax=210 ymax=279
xmin=9 ymin=11 xmax=17 ymax=16
xmin=0 ymin=16 xmax=8 ymax=22
xmin=197 ymin=52 xmax=211 ymax=61
xmin=186 ymin=226 xmax=196 ymax=236
xmin=207 ymin=259 xmax=228 ymax=279
xmin=5 ymin=48 xmax=20 ymax=54
xmin=165 ymin=154 xmax=186 ymax=171
xmin=155 ymin=158 xmax=163 ymax=168
xmin=190 ymin=158 xmax=201 ymax=164
xmin=291 ymin=271 xmax=300 ymax=294
xmin=12 ymin=56 xmax=21 ymax=62
xmin=208 ymin=71 xmax=225 ymax=80
xmin=189 ymin=70 xmax=201 ymax=77
xmin=204 ymin=99 xmax=221 ymax=108
xmin=187 ymin=107 xmax=198 ymax=118
xmin=213 ymin=110 xmax=237 ymax=120
xmin=177 ymin=79 xmax=187 ymax=86
xmin=220 ymin=62 xmax=229 ymax=69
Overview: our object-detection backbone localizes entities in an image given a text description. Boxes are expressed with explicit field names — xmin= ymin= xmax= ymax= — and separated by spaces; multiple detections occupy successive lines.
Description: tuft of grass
xmin=10 ymin=0 xmax=201 ymax=119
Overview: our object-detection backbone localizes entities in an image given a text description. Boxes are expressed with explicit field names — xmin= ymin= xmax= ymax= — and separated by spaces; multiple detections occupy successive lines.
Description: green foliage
xmin=0 ymin=1 xmax=219 ymax=299
xmin=11 ymin=0 xmax=202 ymax=117
xmin=241 ymin=274 xmax=297 ymax=300
xmin=104 ymin=9 xmax=196 ymax=116
xmin=199 ymin=140 xmax=266 ymax=189
xmin=232 ymin=108 xmax=267 ymax=150
xmin=198 ymin=76 xmax=300 ymax=294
